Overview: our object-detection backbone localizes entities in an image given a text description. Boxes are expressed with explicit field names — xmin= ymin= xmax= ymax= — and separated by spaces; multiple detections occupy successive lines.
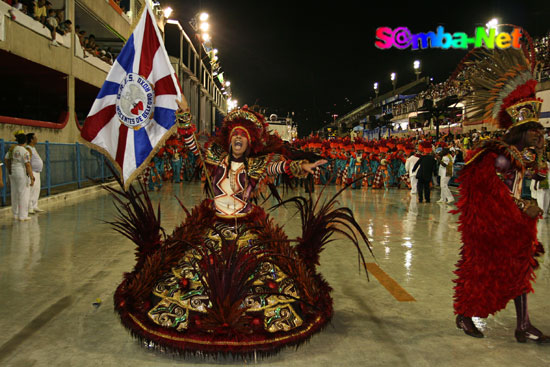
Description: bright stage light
xmin=199 ymin=22 xmax=210 ymax=32
xmin=199 ymin=12 xmax=209 ymax=22
xmin=163 ymin=7 xmax=173 ymax=18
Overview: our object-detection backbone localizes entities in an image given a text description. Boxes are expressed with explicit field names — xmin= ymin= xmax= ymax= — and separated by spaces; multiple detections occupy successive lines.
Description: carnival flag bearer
xmin=26 ymin=133 xmax=44 ymax=213
xmin=4 ymin=130 xmax=34 ymax=221
xmin=452 ymin=43 xmax=550 ymax=343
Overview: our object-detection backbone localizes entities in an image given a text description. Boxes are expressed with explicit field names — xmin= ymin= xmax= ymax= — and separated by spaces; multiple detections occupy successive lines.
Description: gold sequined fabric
xmin=148 ymin=222 xmax=303 ymax=333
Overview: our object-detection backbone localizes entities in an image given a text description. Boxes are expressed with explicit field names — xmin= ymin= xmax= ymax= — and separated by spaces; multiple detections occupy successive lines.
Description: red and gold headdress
xmin=451 ymin=26 xmax=542 ymax=130
xmin=213 ymin=106 xmax=270 ymax=155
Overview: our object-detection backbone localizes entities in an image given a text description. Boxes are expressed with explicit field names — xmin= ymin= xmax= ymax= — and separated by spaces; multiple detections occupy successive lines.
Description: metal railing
xmin=0 ymin=139 xmax=113 ymax=206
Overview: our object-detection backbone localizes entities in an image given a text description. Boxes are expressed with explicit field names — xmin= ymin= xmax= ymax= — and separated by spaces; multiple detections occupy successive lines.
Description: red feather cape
xmin=453 ymin=144 xmax=540 ymax=318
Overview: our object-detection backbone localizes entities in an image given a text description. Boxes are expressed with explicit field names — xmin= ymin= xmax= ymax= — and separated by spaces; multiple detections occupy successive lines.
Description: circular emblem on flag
xmin=116 ymin=73 xmax=155 ymax=129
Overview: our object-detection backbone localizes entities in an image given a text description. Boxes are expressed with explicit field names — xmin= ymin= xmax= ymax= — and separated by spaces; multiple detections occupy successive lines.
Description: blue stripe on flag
xmin=96 ymin=81 xmax=120 ymax=99
xmin=117 ymin=34 xmax=136 ymax=74
xmin=540 ymin=111 xmax=550 ymax=118
xmin=134 ymin=128 xmax=153 ymax=167
xmin=153 ymin=107 xmax=176 ymax=130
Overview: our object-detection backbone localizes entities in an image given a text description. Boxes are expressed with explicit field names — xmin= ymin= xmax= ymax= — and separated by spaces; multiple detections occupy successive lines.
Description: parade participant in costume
xmin=148 ymin=153 xmax=163 ymax=191
xmin=396 ymin=151 xmax=408 ymax=189
xmin=318 ymin=141 xmax=332 ymax=185
xmin=368 ymin=150 xmax=380 ymax=188
xmin=412 ymin=142 xmax=436 ymax=203
xmin=184 ymin=147 xmax=197 ymax=181
xmin=111 ymin=106 xmax=373 ymax=356
xmin=452 ymin=45 xmax=550 ymax=343
xmin=373 ymin=146 xmax=390 ymax=190
xmin=166 ymin=135 xmax=183 ymax=183
xmin=360 ymin=147 xmax=371 ymax=190
xmin=347 ymin=150 xmax=358 ymax=188
xmin=334 ymin=146 xmax=346 ymax=186
xmin=161 ymin=151 xmax=173 ymax=181
xmin=172 ymin=150 xmax=182 ymax=183
xmin=351 ymin=141 xmax=365 ymax=189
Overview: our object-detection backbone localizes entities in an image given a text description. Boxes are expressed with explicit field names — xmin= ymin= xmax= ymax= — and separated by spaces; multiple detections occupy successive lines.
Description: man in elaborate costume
xmin=453 ymin=45 xmax=549 ymax=343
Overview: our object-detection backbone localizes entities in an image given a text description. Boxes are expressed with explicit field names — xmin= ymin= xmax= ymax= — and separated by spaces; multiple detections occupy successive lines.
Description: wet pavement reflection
xmin=1 ymin=182 xmax=549 ymax=366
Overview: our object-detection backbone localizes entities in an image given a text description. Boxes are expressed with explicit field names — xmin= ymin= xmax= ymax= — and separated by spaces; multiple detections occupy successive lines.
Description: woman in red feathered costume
xmin=452 ymin=45 xmax=550 ymax=343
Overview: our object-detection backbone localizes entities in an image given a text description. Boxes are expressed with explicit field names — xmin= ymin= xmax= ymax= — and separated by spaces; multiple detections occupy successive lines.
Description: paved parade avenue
xmin=1 ymin=182 xmax=550 ymax=366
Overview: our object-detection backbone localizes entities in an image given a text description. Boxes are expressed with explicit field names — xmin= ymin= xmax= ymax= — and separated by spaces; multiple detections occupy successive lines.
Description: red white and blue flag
xmin=81 ymin=2 xmax=182 ymax=189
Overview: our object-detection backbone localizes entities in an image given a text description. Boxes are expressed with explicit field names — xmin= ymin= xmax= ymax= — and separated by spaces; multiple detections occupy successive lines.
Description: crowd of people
xmin=2 ymin=0 xmax=118 ymax=59
xmin=391 ymin=32 xmax=550 ymax=118
xmin=3 ymin=0 xmax=71 ymax=46
xmin=76 ymin=28 xmax=116 ymax=65
xmin=141 ymin=124 xmax=550 ymax=215
xmin=535 ymin=34 xmax=550 ymax=81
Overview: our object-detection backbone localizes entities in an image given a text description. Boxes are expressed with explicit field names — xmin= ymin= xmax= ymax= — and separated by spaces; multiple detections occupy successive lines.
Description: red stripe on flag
xmin=154 ymin=74 xmax=177 ymax=95
xmin=115 ymin=124 xmax=129 ymax=170
xmin=139 ymin=13 xmax=160 ymax=79
xmin=81 ymin=105 xmax=116 ymax=142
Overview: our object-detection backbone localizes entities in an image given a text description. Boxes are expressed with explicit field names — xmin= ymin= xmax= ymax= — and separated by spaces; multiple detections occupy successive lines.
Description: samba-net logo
xmin=375 ymin=26 xmax=522 ymax=50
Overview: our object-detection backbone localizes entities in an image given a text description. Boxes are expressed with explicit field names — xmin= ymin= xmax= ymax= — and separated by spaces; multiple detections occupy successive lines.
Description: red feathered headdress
xmin=419 ymin=141 xmax=432 ymax=154
xmin=213 ymin=106 xmax=270 ymax=155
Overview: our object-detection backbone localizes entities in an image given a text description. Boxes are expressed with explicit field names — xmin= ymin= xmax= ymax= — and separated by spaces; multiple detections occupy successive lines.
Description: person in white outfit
xmin=437 ymin=148 xmax=455 ymax=204
xmin=26 ymin=133 xmax=44 ymax=213
xmin=405 ymin=151 xmax=420 ymax=195
xmin=533 ymin=161 xmax=550 ymax=219
xmin=5 ymin=132 xmax=35 ymax=221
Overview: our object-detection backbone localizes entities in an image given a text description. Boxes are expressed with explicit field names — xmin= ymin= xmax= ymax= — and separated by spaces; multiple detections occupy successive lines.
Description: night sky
xmin=162 ymin=0 xmax=550 ymax=135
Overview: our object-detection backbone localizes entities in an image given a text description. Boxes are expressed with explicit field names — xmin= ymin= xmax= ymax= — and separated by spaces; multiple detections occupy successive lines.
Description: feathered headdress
xmin=419 ymin=141 xmax=432 ymax=154
xmin=212 ymin=106 xmax=271 ymax=155
xmin=452 ymin=26 xmax=542 ymax=130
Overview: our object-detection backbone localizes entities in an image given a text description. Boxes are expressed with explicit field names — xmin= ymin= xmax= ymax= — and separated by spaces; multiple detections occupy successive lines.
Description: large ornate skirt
xmin=114 ymin=199 xmax=333 ymax=356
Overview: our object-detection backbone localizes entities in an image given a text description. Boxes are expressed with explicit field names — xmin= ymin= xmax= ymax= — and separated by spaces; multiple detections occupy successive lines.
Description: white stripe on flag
xmin=91 ymin=116 xmax=120 ymax=158
xmin=145 ymin=119 xmax=168 ymax=148
xmin=106 ymin=61 xmax=128 ymax=84
xmin=123 ymin=128 xmax=137 ymax=182
xmin=149 ymin=48 xmax=171 ymax=84
xmin=131 ymin=13 xmax=146 ymax=75
xmin=88 ymin=94 xmax=117 ymax=118
xmin=154 ymin=95 xmax=178 ymax=110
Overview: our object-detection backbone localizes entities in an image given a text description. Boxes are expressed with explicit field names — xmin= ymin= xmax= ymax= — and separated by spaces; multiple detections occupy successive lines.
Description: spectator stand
xmin=0 ymin=1 xmax=70 ymax=47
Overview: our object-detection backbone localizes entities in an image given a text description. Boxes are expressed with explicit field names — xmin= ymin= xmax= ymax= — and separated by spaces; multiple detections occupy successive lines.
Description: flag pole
xmin=190 ymin=131 xmax=214 ymax=198
xmin=176 ymin=99 xmax=214 ymax=198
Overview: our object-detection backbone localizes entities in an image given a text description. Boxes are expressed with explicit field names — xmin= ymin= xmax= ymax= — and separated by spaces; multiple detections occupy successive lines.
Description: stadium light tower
xmin=413 ymin=60 xmax=421 ymax=80
xmin=486 ymin=18 xmax=499 ymax=34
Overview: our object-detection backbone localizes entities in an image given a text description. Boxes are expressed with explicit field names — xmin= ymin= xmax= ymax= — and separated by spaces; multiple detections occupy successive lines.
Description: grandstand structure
xmin=0 ymin=0 xmax=227 ymax=143
xmin=325 ymin=39 xmax=550 ymax=139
